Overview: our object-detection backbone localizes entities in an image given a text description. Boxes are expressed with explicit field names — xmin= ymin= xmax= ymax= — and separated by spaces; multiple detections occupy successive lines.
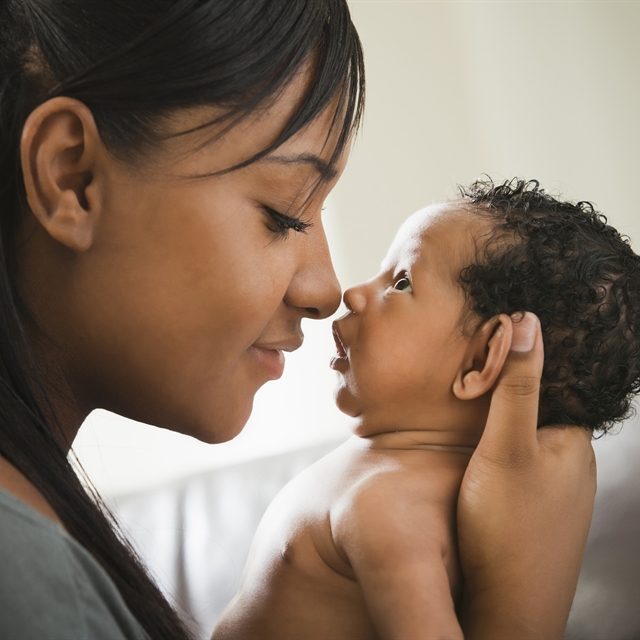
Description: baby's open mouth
xmin=332 ymin=323 xmax=347 ymax=358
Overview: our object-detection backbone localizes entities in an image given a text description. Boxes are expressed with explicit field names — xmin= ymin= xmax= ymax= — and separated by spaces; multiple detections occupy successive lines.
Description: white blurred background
xmin=71 ymin=3 xmax=640 ymax=636
xmin=74 ymin=0 xmax=640 ymax=500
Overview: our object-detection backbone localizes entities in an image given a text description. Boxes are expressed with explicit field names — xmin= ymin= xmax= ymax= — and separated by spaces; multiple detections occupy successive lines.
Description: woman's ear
xmin=452 ymin=314 xmax=513 ymax=401
xmin=20 ymin=97 xmax=104 ymax=252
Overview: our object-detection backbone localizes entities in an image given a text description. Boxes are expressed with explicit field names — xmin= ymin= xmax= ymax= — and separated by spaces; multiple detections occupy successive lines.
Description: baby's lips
xmin=332 ymin=322 xmax=347 ymax=358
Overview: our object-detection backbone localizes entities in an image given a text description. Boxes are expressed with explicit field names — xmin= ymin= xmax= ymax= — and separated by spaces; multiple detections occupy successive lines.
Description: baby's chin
xmin=333 ymin=383 xmax=363 ymax=419
xmin=333 ymin=388 xmax=403 ymax=438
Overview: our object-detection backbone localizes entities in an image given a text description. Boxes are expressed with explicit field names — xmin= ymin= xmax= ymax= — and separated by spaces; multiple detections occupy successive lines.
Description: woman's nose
xmin=342 ymin=283 xmax=367 ymax=314
xmin=285 ymin=225 xmax=342 ymax=319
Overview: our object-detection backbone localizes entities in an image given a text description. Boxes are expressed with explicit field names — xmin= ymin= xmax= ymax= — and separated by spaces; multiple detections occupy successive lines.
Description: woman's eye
xmin=393 ymin=276 xmax=413 ymax=292
xmin=262 ymin=206 xmax=312 ymax=239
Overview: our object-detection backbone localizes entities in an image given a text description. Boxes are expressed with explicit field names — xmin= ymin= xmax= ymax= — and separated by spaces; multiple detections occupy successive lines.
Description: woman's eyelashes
xmin=393 ymin=273 xmax=413 ymax=292
xmin=262 ymin=206 xmax=313 ymax=239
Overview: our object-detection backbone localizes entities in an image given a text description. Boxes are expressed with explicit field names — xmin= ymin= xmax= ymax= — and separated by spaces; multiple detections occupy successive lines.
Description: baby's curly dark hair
xmin=458 ymin=178 xmax=640 ymax=433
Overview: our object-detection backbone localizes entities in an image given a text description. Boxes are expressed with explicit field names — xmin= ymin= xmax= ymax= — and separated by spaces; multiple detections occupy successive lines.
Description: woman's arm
xmin=457 ymin=313 xmax=596 ymax=639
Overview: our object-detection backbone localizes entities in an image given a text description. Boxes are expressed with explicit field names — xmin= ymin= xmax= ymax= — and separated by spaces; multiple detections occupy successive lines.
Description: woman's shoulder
xmin=0 ymin=488 xmax=149 ymax=640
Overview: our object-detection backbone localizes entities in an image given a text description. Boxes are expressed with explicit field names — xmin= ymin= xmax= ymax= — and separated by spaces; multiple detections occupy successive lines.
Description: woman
xmin=0 ymin=0 xmax=595 ymax=638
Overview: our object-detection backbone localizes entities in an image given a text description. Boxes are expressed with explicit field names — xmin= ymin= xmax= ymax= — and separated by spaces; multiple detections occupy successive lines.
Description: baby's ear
xmin=452 ymin=314 xmax=512 ymax=401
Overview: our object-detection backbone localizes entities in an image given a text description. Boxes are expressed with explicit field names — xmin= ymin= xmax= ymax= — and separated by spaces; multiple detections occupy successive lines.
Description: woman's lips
xmin=248 ymin=346 xmax=286 ymax=380
xmin=330 ymin=323 xmax=348 ymax=371
xmin=248 ymin=336 xmax=302 ymax=381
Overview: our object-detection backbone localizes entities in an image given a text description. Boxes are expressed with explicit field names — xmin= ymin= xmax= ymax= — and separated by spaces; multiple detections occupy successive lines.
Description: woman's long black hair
xmin=0 ymin=1 xmax=364 ymax=637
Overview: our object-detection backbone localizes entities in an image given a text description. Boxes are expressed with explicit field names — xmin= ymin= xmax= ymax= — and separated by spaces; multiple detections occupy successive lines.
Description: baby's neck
xmin=351 ymin=425 xmax=481 ymax=454
xmin=352 ymin=396 xmax=491 ymax=454
xmin=349 ymin=396 xmax=490 ymax=452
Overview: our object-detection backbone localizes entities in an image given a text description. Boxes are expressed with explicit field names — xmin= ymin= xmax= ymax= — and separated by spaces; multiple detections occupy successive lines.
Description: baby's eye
xmin=393 ymin=276 xmax=413 ymax=292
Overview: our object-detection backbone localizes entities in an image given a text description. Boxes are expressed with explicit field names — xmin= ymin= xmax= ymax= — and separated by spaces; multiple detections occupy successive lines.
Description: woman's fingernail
xmin=510 ymin=312 xmax=538 ymax=352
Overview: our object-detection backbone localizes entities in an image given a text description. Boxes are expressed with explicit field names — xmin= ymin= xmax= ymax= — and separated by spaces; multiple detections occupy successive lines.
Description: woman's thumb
xmin=481 ymin=312 xmax=544 ymax=453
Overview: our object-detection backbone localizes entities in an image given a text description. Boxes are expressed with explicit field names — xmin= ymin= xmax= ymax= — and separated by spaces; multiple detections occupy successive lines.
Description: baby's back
xmin=213 ymin=436 xmax=470 ymax=640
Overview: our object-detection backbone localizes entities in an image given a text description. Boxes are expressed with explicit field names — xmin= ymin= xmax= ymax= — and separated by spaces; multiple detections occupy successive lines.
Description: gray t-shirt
xmin=0 ymin=487 xmax=150 ymax=640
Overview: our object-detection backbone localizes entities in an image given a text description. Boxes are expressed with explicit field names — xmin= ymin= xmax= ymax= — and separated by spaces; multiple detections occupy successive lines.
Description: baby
xmin=213 ymin=179 xmax=640 ymax=639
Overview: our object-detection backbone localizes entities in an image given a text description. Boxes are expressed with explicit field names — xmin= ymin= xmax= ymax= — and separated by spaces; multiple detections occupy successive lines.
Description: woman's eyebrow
xmin=262 ymin=153 xmax=338 ymax=181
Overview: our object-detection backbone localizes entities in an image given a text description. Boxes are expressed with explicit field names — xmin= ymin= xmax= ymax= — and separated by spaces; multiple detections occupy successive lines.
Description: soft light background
xmin=73 ymin=1 xmax=640 ymax=501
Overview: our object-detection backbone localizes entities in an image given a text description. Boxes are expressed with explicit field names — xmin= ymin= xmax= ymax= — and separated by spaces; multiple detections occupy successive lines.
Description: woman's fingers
xmin=457 ymin=311 xmax=597 ymax=639
xmin=479 ymin=312 xmax=543 ymax=459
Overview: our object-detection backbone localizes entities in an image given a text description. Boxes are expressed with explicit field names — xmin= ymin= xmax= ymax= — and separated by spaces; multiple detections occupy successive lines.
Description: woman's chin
xmin=196 ymin=400 xmax=255 ymax=445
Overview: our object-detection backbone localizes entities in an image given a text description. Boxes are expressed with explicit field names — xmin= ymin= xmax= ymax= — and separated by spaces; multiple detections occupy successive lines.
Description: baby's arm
xmin=333 ymin=474 xmax=463 ymax=640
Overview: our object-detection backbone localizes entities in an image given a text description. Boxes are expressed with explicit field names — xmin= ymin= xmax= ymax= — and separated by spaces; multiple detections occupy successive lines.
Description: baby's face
xmin=331 ymin=202 xmax=482 ymax=433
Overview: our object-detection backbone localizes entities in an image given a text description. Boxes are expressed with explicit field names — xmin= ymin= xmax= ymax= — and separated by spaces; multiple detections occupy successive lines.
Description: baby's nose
xmin=343 ymin=284 xmax=367 ymax=314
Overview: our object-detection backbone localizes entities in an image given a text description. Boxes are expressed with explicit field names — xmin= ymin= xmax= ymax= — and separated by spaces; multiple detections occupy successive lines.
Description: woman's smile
xmin=247 ymin=346 xmax=286 ymax=380
xmin=248 ymin=334 xmax=304 ymax=380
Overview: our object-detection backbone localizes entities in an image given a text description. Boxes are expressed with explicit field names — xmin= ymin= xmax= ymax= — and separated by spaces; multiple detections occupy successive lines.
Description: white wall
xmin=332 ymin=0 xmax=640 ymax=286
xmin=73 ymin=1 xmax=640 ymax=499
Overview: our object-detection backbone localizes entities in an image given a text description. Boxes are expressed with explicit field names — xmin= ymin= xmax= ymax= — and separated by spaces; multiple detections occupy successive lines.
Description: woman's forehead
xmin=145 ymin=67 xmax=345 ymax=177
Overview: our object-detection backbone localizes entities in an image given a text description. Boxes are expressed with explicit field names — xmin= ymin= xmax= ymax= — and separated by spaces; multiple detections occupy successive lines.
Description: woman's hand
xmin=458 ymin=312 xmax=597 ymax=640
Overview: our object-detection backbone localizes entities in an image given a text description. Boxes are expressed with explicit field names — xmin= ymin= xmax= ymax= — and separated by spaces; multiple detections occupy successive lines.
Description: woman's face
xmin=25 ymin=75 xmax=346 ymax=443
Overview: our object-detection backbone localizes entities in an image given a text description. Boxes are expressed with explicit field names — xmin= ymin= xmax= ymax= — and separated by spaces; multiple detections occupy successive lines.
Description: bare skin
xmin=3 ymin=70 xmax=596 ymax=637
xmin=1 ymin=71 xmax=344 ymax=519
xmin=213 ymin=205 xmax=595 ymax=640
xmin=214 ymin=436 xmax=471 ymax=640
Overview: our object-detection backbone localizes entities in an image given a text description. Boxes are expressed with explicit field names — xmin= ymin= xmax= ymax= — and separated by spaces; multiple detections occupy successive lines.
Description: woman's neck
xmin=0 ymin=455 xmax=65 ymax=526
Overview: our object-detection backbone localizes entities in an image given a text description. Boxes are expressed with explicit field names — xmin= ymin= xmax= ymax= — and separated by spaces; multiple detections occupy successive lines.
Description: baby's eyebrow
xmin=379 ymin=260 xmax=397 ymax=275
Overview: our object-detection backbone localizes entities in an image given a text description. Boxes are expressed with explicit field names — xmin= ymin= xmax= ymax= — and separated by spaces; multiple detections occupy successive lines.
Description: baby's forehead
xmin=404 ymin=202 xmax=464 ymax=234
xmin=384 ymin=202 xmax=478 ymax=268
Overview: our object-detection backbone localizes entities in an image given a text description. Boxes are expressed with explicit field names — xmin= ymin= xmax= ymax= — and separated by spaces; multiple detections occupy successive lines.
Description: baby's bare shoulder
xmin=343 ymin=448 xmax=465 ymax=506
xmin=330 ymin=450 xmax=464 ymax=552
